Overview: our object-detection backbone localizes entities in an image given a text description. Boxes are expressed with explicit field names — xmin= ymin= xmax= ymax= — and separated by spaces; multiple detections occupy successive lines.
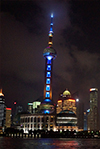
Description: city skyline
xmin=1 ymin=0 xmax=100 ymax=112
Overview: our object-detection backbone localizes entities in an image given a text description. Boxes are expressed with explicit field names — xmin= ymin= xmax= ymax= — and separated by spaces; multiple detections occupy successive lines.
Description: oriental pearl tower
xmin=39 ymin=13 xmax=57 ymax=114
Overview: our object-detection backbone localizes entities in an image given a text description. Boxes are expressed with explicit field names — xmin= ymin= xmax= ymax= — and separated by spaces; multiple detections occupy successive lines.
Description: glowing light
xmin=90 ymin=88 xmax=98 ymax=92
xmin=14 ymin=102 xmax=16 ymax=104
xmin=87 ymin=109 xmax=90 ymax=112
xmin=46 ymin=85 xmax=50 ymax=91
xmin=76 ymin=98 xmax=79 ymax=102
xmin=44 ymin=110 xmax=50 ymax=114
xmin=49 ymin=33 xmax=53 ymax=37
xmin=0 ymin=89 xmax=4 ymax=96
xmin=47 ymin=56 xmax=52 ymax=60
xmin=51 ymin=13 xmax=53 ymax=18
xmin=47 ymin=65 xmax=51 ymax=71
xmin=44 ymin=99 xmax=51 ymax=102
xmin=45 ymin=92 xmax=50 ymax=98
xmin=68 ymin=99 xmax=75 ymax=102
xmin=58 ymin=100 xmax=62 ymax=103
xmin=50 ymin=23 xmax=53 ymax=25
xmin=47 ymin=72 xmax=51 ymax=77
xmin=46 ymin=78 xmax=50 ymax=84
xmin=6 ymin=108 xmax=11 ymax=110
xmin=28 ymin=103 xmax=33 ymax=105
xmin=48 ymin=41 xmax=52 ymax=45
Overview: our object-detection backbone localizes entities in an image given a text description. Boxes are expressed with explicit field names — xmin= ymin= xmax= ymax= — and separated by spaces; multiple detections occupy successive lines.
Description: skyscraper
xmin=39 ymin=14 xmax=57 ymax=114
xmin=88 ymin=88 xmax=99 ymax=131
xmin=5 ymin=108 xmax=11 ymax=128
xmin=0 ymin=89 xmax=6 ymax=128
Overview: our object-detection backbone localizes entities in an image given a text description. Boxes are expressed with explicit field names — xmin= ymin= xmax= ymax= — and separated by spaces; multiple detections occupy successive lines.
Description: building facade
xmin=76 ymin=101 xmax=84 ymax=130
xmin=56 ymin=89 xmax=76 ymax=114
xmin=88 ymin=88 xmax=99 ymax=131
xmin=5 ymin=108 xmax=11 ymax=128
xmin=20 ymin=113 xmax=56 ymax=133
xmin=56 ymin=110 xmax=78 ymax=131
xmin=0 ymin=89 xmax=6 ymax=128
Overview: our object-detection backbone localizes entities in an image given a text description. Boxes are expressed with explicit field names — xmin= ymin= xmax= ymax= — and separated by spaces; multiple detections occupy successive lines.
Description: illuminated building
xmin=5 ymin=108 xmax=11 ymax=128
xmin=88 ymin=88 xmax=99 ymax=130
xmin=56 ymin=100 xmax=63 ymax=114
xmin=84 ymin=109 xmax=90 ymax=130
xmin=33 ymin=101 xmax=41 ymax=113
xmin=28 ymin=103 xmax=33 ymax=113
xmin=56 ymin=89 xmax=76 ymax=114
xmin=63 ymin=98 xmax=76 ymax=114
xmin=39 ymin=13 xmax=57 ymax=114
xmin=0 ymin=89 xmax=6 ymax=128
xmin=20 ymin=113 xmax=56 ymax=133
xmin=56 ymin=110 xmax=78 ymax=131
xmin=28 ymin=101 xmax=41 ymax=114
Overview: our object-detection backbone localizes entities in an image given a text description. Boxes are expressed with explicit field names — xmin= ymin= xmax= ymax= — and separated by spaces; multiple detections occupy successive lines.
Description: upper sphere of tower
xmin=43 ymin=46 xmax=57 ymax=59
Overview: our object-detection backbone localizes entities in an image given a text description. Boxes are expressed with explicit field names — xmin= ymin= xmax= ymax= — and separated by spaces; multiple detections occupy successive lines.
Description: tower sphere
xmin=43 ymin=46 xmax=57 ymax=59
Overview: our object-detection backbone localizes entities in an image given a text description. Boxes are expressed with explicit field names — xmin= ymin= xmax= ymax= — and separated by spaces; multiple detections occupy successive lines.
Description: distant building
xmin=5 ymin=108 xmax=11 ymax=128
xmin=28 ymin=103 xmax=33 ymax=113
xmin=76 ymin=100 xmax=84 ymax=130
xmin=87 ymin=88 xmax=99 ymax=131
xmin=0 ymin=89 xmax=6 ymax=128
xmin=28 ymin=101 xmax=41 ymax=114
xmin=84 ymin=109 xmax=90 ymax=130
xmin=16 ymin=105 xmax=23 ymax=114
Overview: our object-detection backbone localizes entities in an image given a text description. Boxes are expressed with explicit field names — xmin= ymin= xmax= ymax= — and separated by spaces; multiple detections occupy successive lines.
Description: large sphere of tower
xmin=43 ymin=46 xmax=57 ymax=59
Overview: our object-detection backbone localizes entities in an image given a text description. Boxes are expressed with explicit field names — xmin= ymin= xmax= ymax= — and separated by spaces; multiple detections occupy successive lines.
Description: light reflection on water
xmin=0 ymin=137 xmax=100 ymax=149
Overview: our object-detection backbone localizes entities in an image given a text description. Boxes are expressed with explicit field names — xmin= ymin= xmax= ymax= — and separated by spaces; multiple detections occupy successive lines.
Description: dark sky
xmin=1 ymin=0 xmax=100 ymax=112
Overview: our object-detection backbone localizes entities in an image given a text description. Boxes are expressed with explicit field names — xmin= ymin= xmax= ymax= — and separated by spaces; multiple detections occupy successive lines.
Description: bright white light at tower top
xmin=51 ymin=13 xmax=53 ymax=18
xmin=47 ymin=56 xmax=53 ymax=60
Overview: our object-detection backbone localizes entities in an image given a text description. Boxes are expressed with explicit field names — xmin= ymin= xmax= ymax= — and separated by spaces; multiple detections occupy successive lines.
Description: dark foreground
xmin=0 ymin=137 xmax=100 ymax=149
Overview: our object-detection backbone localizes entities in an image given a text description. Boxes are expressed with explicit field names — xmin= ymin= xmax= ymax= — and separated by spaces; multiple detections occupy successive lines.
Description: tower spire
xmin=48 ymin=13 xmax=53 ymax=47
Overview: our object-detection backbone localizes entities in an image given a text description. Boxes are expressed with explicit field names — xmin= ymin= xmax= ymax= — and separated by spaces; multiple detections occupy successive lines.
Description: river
xmin=0 ymin=137 xmax=100 ymax=149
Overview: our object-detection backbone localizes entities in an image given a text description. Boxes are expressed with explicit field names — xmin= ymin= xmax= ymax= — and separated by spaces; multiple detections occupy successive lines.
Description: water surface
xmin=0 ymin=137 xmax=100 ymax=149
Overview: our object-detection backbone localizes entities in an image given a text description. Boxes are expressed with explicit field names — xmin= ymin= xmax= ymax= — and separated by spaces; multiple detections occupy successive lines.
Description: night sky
xmin=1 ymin=0 xmax=100 ymax=113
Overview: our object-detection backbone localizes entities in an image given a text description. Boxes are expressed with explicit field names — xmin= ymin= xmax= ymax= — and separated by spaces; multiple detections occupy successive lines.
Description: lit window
xmin=45 ymin=92 xmax=50 ymax=97
xmin=47 ymin=65 xmax=51 ymax=71
xmin=46 ymin=79 xmax=50 ymax=84
xmin=47 ymin=72 xmax=51 ymax=77
xmin=46 ymin=85 xmax=50 ymax=91
xmin=47 ymin=59 xmax=51 ymax=64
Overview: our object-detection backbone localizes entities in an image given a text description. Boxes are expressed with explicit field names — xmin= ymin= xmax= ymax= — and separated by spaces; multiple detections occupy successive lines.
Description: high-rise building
xmin=84 ymin=109 xmax=90 ymax=130
xmin=56 ymin=89 xmax=76 ymax=114
xmin=76 ymin=100 xmax=84 ymax=130
xmin=39 ymin=13 xmax=57 ymax=114
xmin=5 ymin=108 xmax=11 ymax=128
xmin=0 ymin=89 xmax=6 ymax=128
xmin=88 ymin=88 xmax=99 ymax=131
xmin=28 ymin=103 xmax=33 ymax=113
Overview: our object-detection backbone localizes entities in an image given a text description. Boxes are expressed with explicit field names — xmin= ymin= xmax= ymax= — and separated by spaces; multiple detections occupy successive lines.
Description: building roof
xmin=62 ymin=89 xmax=71 ymax=97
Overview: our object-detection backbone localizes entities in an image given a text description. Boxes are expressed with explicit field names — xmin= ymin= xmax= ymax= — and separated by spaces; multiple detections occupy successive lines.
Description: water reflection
xmin=0 ymin=137 xmax=100 ymax=149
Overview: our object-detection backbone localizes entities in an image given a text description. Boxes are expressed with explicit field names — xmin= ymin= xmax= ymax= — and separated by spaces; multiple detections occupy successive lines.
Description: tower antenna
xmin=48 ymin=13 xmax=53 ymax=47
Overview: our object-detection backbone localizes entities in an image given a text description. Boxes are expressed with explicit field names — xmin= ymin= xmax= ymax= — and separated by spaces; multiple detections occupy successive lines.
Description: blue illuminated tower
xmin=40 ymin=13 xmax=57 ymax=114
